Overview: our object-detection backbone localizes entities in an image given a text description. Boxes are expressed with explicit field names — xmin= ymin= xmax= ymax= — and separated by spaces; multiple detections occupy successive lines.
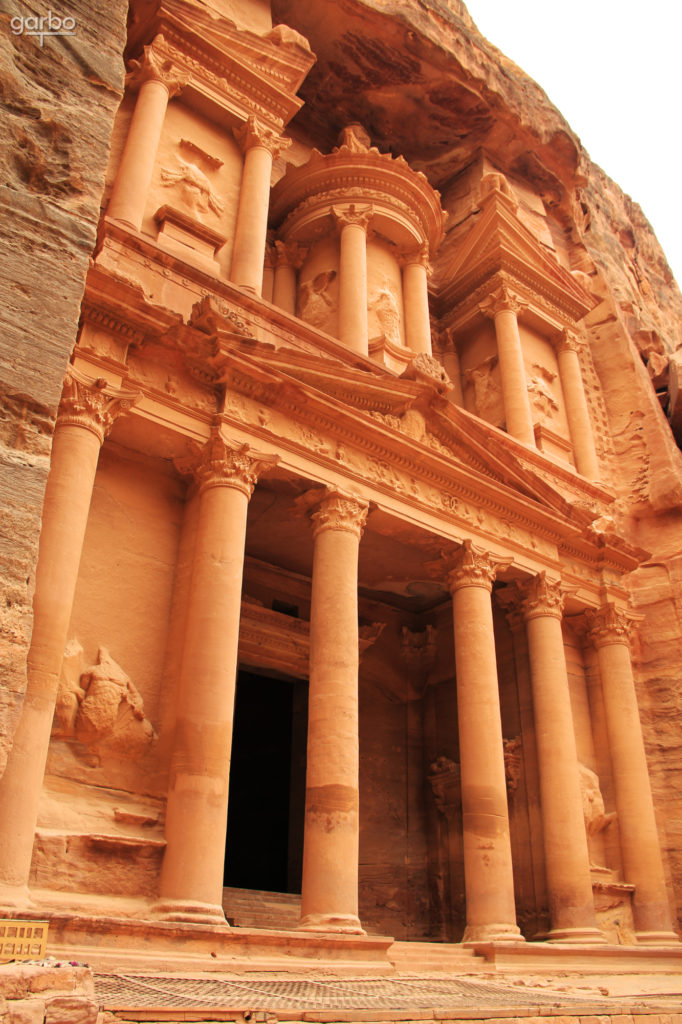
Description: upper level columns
xmin=157 ymin=431 xmax=276 ymax=923
xmin=299 ymin=490 xmax=368 ymax=933
xmin=480 ymin=285 xmax=535 ymax=446
xmin=231 ymin=117 xmax=290 ymax=296
xmin=554 ymin=330 xmax=600 ymax=480
xmin=108 ymin=38 xmax=188 ymax=230
xmin=0 ymin=373 xmax=137 ymax=905
xmin=521 ymin=574 xmax=604 ymax=942
xmin=400 ymin=245 xmax=432 ymax=356
xmin=447 ymin=542 xmax=521 ymax=942
xmin=333 ymin=205 xmax=373 ymax=357
xmin=587 ymin=604 xmax=679 ymax=943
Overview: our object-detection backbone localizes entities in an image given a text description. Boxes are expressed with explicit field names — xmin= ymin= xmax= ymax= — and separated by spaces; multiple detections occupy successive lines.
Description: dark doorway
xmin=224 ymin=669 xmax=307 ymax=893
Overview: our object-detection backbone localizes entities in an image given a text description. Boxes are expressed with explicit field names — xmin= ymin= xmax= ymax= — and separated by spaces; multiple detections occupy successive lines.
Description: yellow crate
xmin=0 ymin=920 xmax=48 ymax=961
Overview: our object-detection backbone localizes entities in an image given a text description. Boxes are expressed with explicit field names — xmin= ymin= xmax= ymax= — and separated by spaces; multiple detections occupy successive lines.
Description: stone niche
xmin=269 ymin=124 xmax=447 ymax=372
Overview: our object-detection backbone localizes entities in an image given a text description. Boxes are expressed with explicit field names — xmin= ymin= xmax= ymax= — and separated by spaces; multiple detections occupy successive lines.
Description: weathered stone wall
xmin=0 ymin=0 xmax=128 ymax=774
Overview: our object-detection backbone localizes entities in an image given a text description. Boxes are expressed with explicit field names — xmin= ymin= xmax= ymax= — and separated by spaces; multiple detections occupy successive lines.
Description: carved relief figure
xmin=369 ymin=287 xmax=401 ymax=348
xmin=464 ymin=355 xmax=504 ymax=427
xmin=298 ymin=270 xmax=337 ymax=332
xmin=160 ymin=157 xmax=224 ymax=219
xmin=503 ymin=736 xmax=522 ymax=794
xmin=527 ymin=363 xmax=559 ymax=421
xmin=579 ymin=763 xmax=616 ymax=836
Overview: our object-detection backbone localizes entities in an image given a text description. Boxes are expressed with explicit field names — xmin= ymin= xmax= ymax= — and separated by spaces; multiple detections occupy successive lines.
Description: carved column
xmin=231 ymin=116 xmax=290 ymax=295
xmin=480 ymin=285 xmax=535 ymax=445
xmin=521 ymin=573 xmax=604 ymax=942
xmin=299 ymin=490 xmax=368 ymax=933
xmin=0 ymin=373 xmax=137 ymax=905
xmin=107 ymin=37 xmax=188 ymax=230
xmin=273 ymin=241 xmax=307 ymax=315
xmin=333 ymin=205 xmax=373 ymax=356
xmin=554 ymin=331 xmax=599 ymax=480
xmin=400 ymin=244 xmax=432 ymax=356
xmin=587 ymin=604 xmax=679 ymax=943
xmin=447 ymin=541 xmax=521 ymax=942
xmin=157 ymin=431 xmax=276 ymax=923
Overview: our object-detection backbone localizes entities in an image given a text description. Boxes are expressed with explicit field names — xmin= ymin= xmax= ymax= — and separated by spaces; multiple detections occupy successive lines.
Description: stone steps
xmin=222 ymin=885 xmax=302 ymax=930
xmin=388 ymin=939 xmax=487 ymax=972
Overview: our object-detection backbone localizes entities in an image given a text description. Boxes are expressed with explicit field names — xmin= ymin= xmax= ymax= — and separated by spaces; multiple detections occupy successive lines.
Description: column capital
xmin=177 ymin=428 xmax=278 ymax=498
xmin=585 ymin=602 xmax=636 ymax=648
xmin=397 ymin=241 xmax=431 ymax=271
xmin=274 ymin=240 xmax=308 ymax=269
xmin=126 ymin=36 xmax=189 ymax=97
xmin=310 ymin=489 xmax=369 ymax=541
xmin=552 ymin=328 xmax=583 ymax=355
xmin=332 ymin=203 xmax=374 ymax=233
xmin=234 ymin=114 xmax=291 ymax=158
xmin=479 ymin=283 xmax=526 ymax=320
xmin=521 ymin=571 xmax=564 ymax=621
xmin=446 ymin=539 xmax=511 ymax=594
xmin=57 ymin=370 xmax=140 ymax=444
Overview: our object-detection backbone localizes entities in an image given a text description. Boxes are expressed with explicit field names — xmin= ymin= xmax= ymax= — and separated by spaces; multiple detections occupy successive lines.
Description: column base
xmin=545 ymin=926 xmax=607 ymax=944
xmin=462 ymin=923 xmax=523 ymax=944
xmin=152 ymin=899 xmax=228 ymax=926
xmin=298 ymin=913 xmax=366 ymax=935
xmin=0 ymin=881 xmax=34 ymax=912
xmin=635 ymin=930 xmax=681 ymax=945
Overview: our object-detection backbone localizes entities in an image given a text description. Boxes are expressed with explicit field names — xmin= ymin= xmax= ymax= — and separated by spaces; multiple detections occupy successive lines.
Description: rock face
xmin=0 ymin=1 xmax=128 ymax=773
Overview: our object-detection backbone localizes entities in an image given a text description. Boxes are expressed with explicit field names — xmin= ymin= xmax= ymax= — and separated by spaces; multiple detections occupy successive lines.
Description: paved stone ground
xmin=94 ymin=974 xmax=612 ymax=1012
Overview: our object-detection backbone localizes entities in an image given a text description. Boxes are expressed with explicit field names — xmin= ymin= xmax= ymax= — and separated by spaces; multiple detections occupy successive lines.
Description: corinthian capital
xmin=585 ymin=602 xmax=635 ymax=648
xmin=57 ymin=370 xmax=140 ymax=444
xmin=331 ymin=204 xmax=374 ymax=233
xmin=479 ymin=283 xmax=526 ymax=320
xmin=234 ymin=115 xmax=291 ymax=158
xmin=274 ymin=240 xmax=308 ymax=269
xmin=521 ymin=571 xmax=564 ymax=621
xmin=446 ymin=539 xmax=510 ymax=594
xmin=397 ymin=242 xmax=430 ymax=271
xmin=310 ymin=489 xmax=369 ymax=541
xmin=177 ymin=428 xmax=278 ymax=498
xmin=126 ymin=36 xmax=189 ymax=97
xmin=552 ymin=328 xmax=583 ymax=355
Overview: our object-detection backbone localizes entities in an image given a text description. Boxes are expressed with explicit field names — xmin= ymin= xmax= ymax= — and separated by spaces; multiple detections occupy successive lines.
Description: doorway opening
xmin=224 ymin=669 xmax=307 ymax=893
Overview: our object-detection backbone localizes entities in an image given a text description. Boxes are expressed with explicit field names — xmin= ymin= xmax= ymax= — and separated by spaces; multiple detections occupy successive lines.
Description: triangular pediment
xmin=435 ymin=185 xmax=593 ymax=323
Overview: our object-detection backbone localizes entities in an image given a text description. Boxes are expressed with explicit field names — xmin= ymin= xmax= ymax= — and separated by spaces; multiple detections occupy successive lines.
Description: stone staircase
xmin=388 ymin=939 xmax=488 ymax=973
xmin=222 ymin=886 xmax=302 ymax=930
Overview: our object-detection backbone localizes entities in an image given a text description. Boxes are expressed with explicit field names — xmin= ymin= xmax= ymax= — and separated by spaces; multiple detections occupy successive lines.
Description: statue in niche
xmin=503 ymin=736 xmax=522 ymax=794
xmin=579 ymin=763 xmax=616 ymax=837
xmin=527 ymin=363 xmax=559 ymax=421
xmin=160 ymin=157 xmax=224 ymax=219
xmin=463 ymin=354 xmax=504 ymax=427
xmin=369 ymin=287 xmax=401 ymax=348
xmin=53 ymin=642 xmax=156 ymax=758
xmin=298 ymin=270 xmax=337 ymax=332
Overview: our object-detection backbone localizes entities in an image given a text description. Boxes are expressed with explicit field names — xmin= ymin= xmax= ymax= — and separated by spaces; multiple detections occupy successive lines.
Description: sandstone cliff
xmin=0 ymin=0 xmax=128 ymax=773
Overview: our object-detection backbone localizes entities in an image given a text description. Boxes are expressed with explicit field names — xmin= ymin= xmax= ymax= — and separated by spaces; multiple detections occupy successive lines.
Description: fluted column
xmin=400 ymin=244 xmax=432 ymax=355
xmin=107 ymin=37 xmax=188 ymax=230
xmin=299 ymin=490 xmax=368 ymax=933
xmin=521 ymin=573 xmax=604 ymax=942
xmin=553 ymin=331 xmax=599 ymax=480
xmin=231 ymin=116 xmax=290 ymax=295
xmin=480 ymin=285 xmax=535 ymax=445
xmin=157 ymin=431 xmax=276 ymax=923
xmin=333 ymin=205 xmax=373 ymax=356
xmin=587 ymin=604 xmax=679 ymax=943
xmin=0 ymin=372 xmax=138 ymax=906
xmin=447 ymin=541 xmax=521 ymax=942
xmin=273 ymin=241 xmax=307 ymax=315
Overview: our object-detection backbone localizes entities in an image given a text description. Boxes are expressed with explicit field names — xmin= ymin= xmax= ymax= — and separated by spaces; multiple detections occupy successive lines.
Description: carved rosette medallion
xmin=586 ymin=603 xmax=635 ymax=649
xmin=57 ymin=371 xmax=140 ymax=444
xmin=521 ymin=571 xmax=565 ymax=621
xmin=234 ymin=115 xmax=291 ymax=159
xmin=178 ymin=428 xmax=277 ymax=498
xmin=126 ymin=35 xmax=189 ymax=98
xmin=446 ymin=539 xmax=510 ymax=594
xmin=479 ymin=283 xmax=526 ymax=320
xmin=331 ymin=204 xmax=375 ymax=233
xmin=310 ymin=490 xmax=369 ymax=541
